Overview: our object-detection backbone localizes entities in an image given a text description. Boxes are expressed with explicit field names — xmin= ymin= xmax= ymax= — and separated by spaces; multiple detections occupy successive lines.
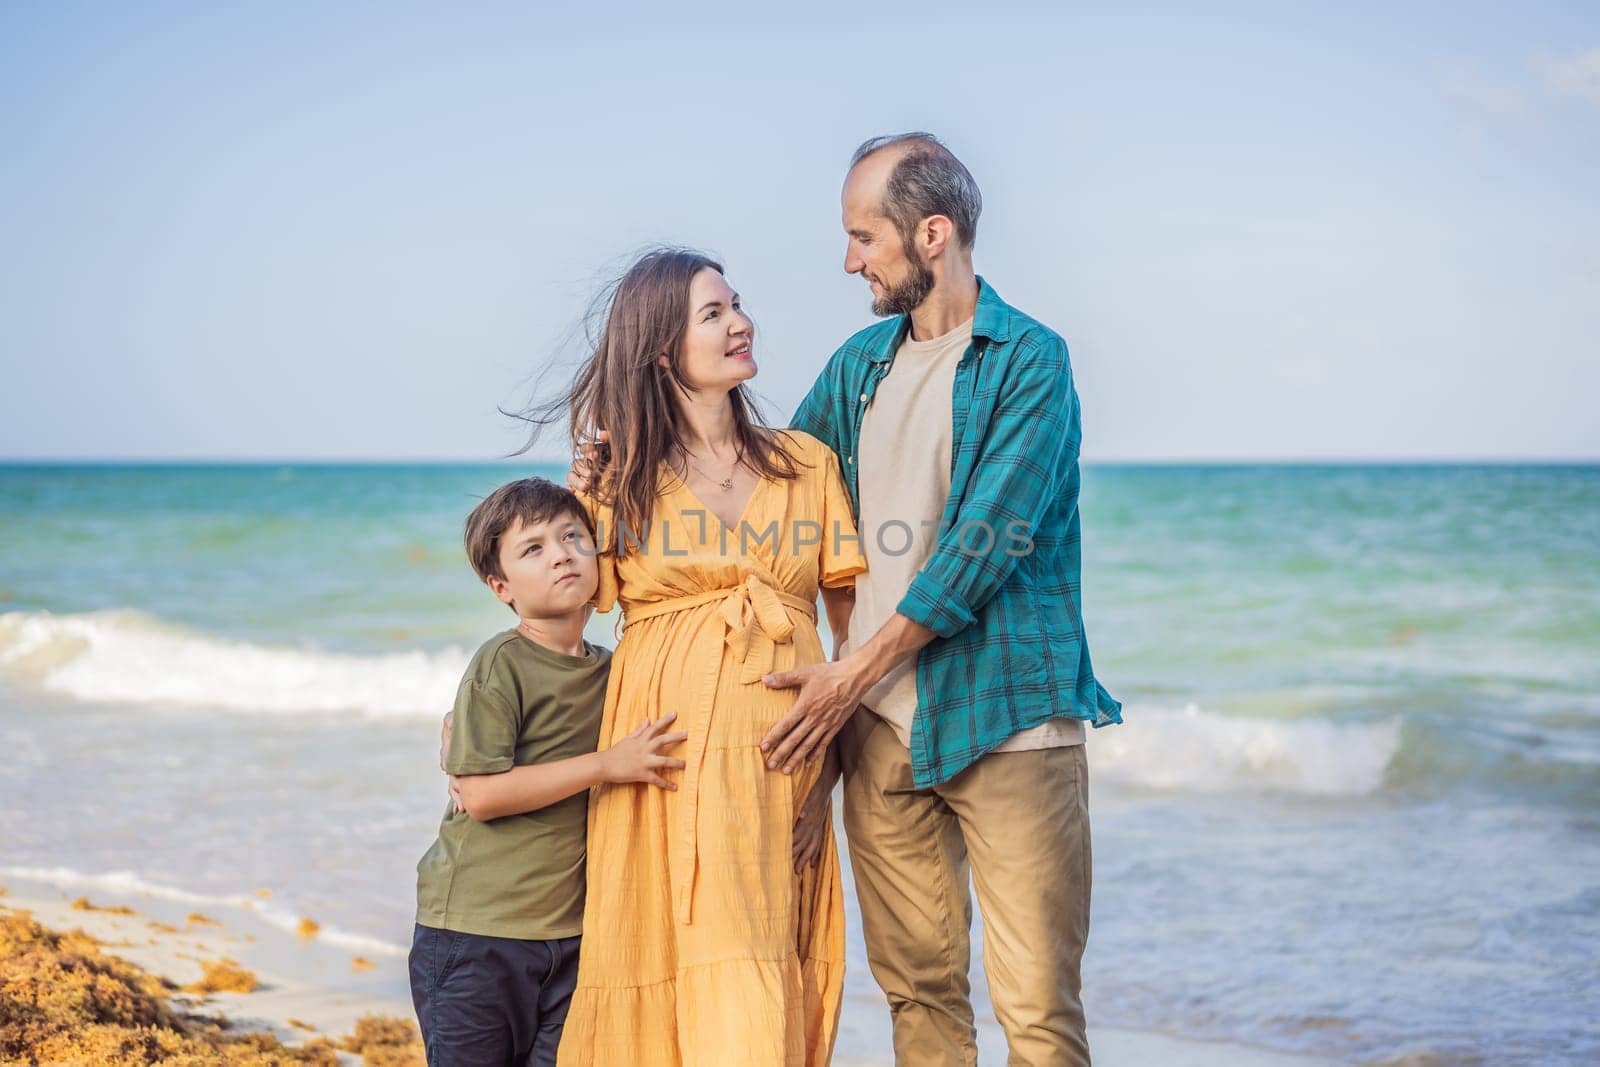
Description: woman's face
xmin=667 ymin=267 xmax=756 ymax=393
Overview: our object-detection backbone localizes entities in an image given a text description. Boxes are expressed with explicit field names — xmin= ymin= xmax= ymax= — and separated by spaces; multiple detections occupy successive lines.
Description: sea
xmin=1 ymin=463 xmax=1596 ymax=1064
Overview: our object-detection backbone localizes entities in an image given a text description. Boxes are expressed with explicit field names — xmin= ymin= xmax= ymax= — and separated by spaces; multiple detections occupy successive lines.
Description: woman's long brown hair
xmin=515 ymin=247 xmax=803 ymax=556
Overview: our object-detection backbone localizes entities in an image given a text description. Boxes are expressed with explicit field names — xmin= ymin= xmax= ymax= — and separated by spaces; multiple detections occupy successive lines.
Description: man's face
xmin=841 ymin=152 xmax=934 ymax=317
xmin=487 ymin=513 xmax=599 ymax=619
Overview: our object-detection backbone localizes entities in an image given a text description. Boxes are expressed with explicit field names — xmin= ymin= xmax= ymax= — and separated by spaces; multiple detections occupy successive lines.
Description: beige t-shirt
xmin=841 ymin=318 xmax=1085 ymax=752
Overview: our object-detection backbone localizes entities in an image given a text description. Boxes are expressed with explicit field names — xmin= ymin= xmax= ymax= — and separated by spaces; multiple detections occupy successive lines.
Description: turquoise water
xmin=2 ymin=463 xmax=1597 ymax=1063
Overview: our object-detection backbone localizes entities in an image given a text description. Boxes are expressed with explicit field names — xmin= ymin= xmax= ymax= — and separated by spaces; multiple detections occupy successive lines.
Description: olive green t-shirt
xmin=415 ymin=629 xmax=611 ymax=940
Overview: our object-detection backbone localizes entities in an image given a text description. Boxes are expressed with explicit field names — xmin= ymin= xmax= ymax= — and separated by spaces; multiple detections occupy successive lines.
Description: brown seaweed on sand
xmin=0 ymin=906 xmax=422 ymax=1066
xmin=338 ymin=1014 xmax=425 ymax=1067
xmin=70 ymin=896 xmax=137 ymax=915
xmin=183 ymin=958 xmax=259 ymax=994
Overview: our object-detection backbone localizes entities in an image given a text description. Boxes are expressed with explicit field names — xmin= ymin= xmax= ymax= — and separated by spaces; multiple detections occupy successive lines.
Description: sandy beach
xmin=1 ymin=886 xmax=420 ymax=1065
xmin=3 ymin=878 xmax=1336 ymax=1066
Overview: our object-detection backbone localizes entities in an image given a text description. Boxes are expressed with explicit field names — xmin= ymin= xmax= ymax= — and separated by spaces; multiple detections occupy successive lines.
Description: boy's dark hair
xmin=464 ymin=478 xmax=595 ymax=584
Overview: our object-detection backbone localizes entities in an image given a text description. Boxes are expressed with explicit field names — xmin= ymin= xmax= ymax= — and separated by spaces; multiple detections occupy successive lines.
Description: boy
xmin=410 ymin=478 xmax=685 ymax=1066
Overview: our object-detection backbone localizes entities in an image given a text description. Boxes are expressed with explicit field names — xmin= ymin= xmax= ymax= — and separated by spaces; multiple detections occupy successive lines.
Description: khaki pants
xmin=839 ymin=711 xmax=1092 ymax=1067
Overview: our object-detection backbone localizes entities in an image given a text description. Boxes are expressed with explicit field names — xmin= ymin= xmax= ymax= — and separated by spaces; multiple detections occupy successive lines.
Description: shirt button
xmin=848 ymin=456 xmax=855 ymax=465
xmin=860 ymin=393 xmax=869 ymax=403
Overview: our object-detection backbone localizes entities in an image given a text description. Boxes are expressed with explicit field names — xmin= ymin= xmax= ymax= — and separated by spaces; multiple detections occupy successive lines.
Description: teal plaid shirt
xmin=791 ymin=277 xmax=1122 ymax=788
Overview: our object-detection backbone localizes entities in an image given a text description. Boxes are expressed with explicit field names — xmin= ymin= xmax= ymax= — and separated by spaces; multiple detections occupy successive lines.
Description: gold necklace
xmin=683 ymin=449 xmax=740 ymax=491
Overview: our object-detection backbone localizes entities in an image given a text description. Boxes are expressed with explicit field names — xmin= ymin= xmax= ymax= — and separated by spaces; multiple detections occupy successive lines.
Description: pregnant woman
xmin=548 ymin=248 xmax=864 ymax=1065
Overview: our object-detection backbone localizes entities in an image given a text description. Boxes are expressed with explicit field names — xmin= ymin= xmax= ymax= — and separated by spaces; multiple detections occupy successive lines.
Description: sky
xmin=1 ymin=1 xmax=1597 ymax=462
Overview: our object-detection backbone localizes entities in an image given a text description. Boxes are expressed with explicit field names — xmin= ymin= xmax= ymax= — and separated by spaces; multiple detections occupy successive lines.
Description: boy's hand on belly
xmin=601 ymin=711 xmax=689 ymax=790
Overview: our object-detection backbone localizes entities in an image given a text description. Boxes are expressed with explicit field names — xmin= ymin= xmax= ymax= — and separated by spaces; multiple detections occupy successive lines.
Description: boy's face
xmin=486 ymin=512 xmax=599 ymax=620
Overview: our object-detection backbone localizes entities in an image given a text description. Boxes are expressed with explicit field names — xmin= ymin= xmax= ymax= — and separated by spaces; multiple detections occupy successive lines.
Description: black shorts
xmin=408 ymin=923 xmax=582 ymax=1067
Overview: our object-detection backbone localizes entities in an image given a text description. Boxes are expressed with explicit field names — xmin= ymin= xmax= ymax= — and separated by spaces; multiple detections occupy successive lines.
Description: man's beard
xmin=870 ymin=249 xmax=936 ymax=317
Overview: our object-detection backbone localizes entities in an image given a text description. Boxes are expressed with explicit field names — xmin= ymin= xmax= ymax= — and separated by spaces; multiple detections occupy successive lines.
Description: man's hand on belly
xmin=759 ymin=659 xmax=872 ymax=774
xmin=761 ymin=611 xmax=936 ymax=773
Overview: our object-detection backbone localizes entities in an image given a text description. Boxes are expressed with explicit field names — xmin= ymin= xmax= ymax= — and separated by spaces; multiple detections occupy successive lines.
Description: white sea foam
xmin=1089 ymin=703 xmax=1401 ymax=797
xmin=0 ymin=609 xmax=465 ymax=718
xmin=0 ymin=611 xmax=1402 ymax=796
xmin=0 ymin=864 xmax=408 ymax=957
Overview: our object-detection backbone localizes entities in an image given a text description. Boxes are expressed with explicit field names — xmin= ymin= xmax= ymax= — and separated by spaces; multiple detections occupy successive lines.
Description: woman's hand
xmin=566 ymin=429 xmax=610 ymax=494
xmin=791 ymin=786 xmax=832 ymax=873
xmin=601 ymin=710 xmax=688 ymax=789
xmin=791 ymin=743 xmax=841 ymax=873
xmin=440 ymin=711 xmax=465 ymax=812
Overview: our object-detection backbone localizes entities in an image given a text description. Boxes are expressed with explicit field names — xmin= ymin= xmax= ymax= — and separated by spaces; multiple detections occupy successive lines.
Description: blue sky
xmin=2 ymin=2 xmax=1596 ymax=461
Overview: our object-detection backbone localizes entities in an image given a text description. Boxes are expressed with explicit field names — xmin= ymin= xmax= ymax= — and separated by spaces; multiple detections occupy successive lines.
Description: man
xmin=759 ymin=132 xmax=1121 ymax=1066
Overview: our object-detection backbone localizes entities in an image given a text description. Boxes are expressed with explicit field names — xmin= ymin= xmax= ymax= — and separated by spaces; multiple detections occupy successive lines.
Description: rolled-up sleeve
xmin=897 ymin=333 xmax=1079 ymax=638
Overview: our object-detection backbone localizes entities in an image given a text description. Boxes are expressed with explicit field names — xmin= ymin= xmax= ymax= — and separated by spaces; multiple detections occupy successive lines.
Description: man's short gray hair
xmin=850 ymin=132 xmax=983 ymax=251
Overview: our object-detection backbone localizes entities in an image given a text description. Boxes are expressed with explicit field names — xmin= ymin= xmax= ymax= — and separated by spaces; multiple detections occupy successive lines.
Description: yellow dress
xmin=557 ymin=430 xmax=866 ymax=1067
